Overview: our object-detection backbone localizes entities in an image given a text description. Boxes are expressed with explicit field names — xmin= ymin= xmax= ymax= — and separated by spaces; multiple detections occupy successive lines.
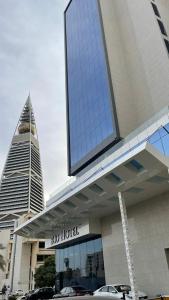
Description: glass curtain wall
xmin=148 ymin=123 xmax=169 ymax=155
xmin=65 ymin=0 xmax=119 ymax=175
xmin=56 ymin=237 xmax=105 ymax=291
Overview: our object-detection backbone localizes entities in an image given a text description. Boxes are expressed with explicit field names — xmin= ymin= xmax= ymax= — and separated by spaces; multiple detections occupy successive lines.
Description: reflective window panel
xmin=56 ymin=237 xmax=105 ymax=291
xmin=148 ymin=123 xmax=169 ymax=156
xmin=65 ymin=0 xmax=119 ymax=175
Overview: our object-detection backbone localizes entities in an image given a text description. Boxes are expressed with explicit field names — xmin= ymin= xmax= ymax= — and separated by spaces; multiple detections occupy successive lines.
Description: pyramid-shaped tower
xmin=0 ymin=96 xmax=44 ymax=215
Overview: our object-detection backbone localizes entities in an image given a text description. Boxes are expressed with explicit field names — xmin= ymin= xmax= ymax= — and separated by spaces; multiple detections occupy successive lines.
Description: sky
xmin=0 ymin=0 xmax=69 ymax=202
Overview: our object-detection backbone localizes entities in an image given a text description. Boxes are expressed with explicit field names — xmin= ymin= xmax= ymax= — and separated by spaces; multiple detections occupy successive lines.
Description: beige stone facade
xmin=0 ymin=214 xmax=54 ymax=292
xmin=100 ymin=0 xmax=169 ymax=138
xmin=101 ymin=192 xmax=169 ymax=296
xmin=0 ymin=229 xmax=12 ymax=288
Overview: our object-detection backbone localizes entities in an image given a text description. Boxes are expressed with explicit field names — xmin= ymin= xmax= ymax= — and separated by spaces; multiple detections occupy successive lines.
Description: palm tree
xmin=0 ymin=244 xmax=5 ymax=271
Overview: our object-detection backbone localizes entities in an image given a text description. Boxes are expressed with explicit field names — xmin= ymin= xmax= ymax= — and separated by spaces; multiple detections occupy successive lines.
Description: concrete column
xmin=118 ymin=192 xmax=139 ymax=300
xmin=10 ymin=220 xmax=18 ymax=292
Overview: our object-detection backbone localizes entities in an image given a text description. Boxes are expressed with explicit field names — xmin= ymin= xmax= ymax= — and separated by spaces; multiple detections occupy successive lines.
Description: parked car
xmin=25 ymin=290 xmax=34 ymax=299
xmin=54 ymin=296 xmax=118 ymax=300
xmin=13 ymin=289 xmax=24 ymax=296
xmin=94 ymin=284 xmax=148 ymax=299
xmin=17 ymin=296 xmax=26 ymax=300
xmin=26 ymin=287 xmax=54 ymax=300
xmin=53 ymin=286 xmax=93 ymax=298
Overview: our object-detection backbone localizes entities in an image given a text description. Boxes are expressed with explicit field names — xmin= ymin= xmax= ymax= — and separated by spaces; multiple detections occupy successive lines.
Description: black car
xmin=25 ymin=290 xmax=35 ymax=300
xmin=53 ymin=286 xmax=93 ymax=298
xmin=26 ymin=287 xmax=54 ymax=300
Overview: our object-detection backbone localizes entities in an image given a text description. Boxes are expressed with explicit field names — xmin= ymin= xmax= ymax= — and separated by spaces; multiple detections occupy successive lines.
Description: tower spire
xmin=18 ymin=94 xmax=36 ymax=135
xmin=0 ymin=96 xmax=44 ymax=215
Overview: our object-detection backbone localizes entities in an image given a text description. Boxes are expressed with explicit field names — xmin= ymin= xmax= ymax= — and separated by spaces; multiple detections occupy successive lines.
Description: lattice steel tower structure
xmin=0 ymin=96 xmax=44 ymax=215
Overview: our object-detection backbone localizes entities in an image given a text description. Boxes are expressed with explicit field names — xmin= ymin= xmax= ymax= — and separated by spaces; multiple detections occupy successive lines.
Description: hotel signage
xmin=51 ymin=226 xmax=79 ymax=245
xmin=45 ymin=219 xmax=101 ymax=249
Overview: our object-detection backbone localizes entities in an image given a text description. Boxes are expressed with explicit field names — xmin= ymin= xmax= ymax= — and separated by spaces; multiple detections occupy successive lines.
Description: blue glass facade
xmin=55 ymin=237 xmax=105 ymax=291
xmin=65 ymin=0 xmax=119 ymax=175
xmin=98 ymin=123 xmax=169 ymax=175
xmin=148 ymin=124 xmax=169 ymax=156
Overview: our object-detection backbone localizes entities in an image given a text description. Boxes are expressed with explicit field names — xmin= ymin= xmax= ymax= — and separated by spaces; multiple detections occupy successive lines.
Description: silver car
xmin=94 ymin=284 xmax=148 ymax=299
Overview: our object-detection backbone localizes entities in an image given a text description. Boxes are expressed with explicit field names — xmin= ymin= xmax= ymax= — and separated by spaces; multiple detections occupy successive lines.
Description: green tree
xmin=34 ymin=255 xmax=56 ymax=288
xmin=0 ymin=244 xmax=5 ymax=271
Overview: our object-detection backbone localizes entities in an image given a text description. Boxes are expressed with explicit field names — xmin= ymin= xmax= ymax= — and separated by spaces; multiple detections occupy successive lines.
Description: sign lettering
xmin=51 ymin=226 xmax=79 ymax=245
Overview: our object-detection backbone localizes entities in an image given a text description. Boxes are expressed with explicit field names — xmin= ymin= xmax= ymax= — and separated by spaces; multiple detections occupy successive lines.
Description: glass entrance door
xmin=56 ymin=237 xmax=105 ymax=291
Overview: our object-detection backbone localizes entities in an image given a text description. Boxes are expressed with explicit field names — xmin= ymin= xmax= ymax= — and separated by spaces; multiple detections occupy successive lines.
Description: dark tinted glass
xmin=56 ymin=237 xmax=105 ymax=291
xmin=73 ymin=286 xmax=86 ymax=291
xmin=65 ymin=0 xmax=118 ymax=174
xmin=157 ymin=19 xmax=167 ymax=36
xmin=164 ymin=39 xmax=169 ymax=54
xmin=151 ymin=2 xmax=160 ymax=17
xmin=74 ymin=244 xmax=80 ymax=269
xmin=37 ymin=255 xmax=43 ymax=262
xmin=39 ymin=241 xmax=45 ymax=248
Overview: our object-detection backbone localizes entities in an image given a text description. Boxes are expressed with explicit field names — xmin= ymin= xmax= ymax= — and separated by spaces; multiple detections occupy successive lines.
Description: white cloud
xmin=0 ymin=0 xmax=69 ymax=201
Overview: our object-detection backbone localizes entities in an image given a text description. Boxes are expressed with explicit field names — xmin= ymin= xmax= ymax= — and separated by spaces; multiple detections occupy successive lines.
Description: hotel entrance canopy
xmin=15 ymin=141 xmax=169 ymax=239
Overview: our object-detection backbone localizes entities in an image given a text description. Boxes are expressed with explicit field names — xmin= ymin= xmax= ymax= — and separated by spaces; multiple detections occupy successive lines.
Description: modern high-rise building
xmin=65 ymin=0 xmax=169 ymax=176
xmin=0 ymin=96 xmax=44 ymax=215
xmin=16 ymin=0 xmax=169 ymax=297
xmin=0 ymin=97 xmax=54 ymax=291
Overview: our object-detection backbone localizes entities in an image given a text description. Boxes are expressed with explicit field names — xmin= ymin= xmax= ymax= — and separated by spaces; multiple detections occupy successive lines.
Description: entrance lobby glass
xmin=56 ymin=237 xmax=105 ymax=291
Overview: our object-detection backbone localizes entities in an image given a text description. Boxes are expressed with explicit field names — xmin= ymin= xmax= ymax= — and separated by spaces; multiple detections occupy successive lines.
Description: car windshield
xmin=114 ymin=285 xmax=131 ymax=293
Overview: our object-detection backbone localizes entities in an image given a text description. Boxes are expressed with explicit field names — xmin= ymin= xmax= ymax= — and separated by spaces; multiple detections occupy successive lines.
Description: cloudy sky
xmin=0 ymin=0 xmax=69 ymax=202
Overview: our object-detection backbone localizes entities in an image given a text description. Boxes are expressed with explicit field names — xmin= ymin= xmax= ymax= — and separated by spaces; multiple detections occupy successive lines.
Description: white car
xmin=13 ymin=289 xmax=24 ymax=296
xmin=94 ymin=284 xmax=148 ymax=299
